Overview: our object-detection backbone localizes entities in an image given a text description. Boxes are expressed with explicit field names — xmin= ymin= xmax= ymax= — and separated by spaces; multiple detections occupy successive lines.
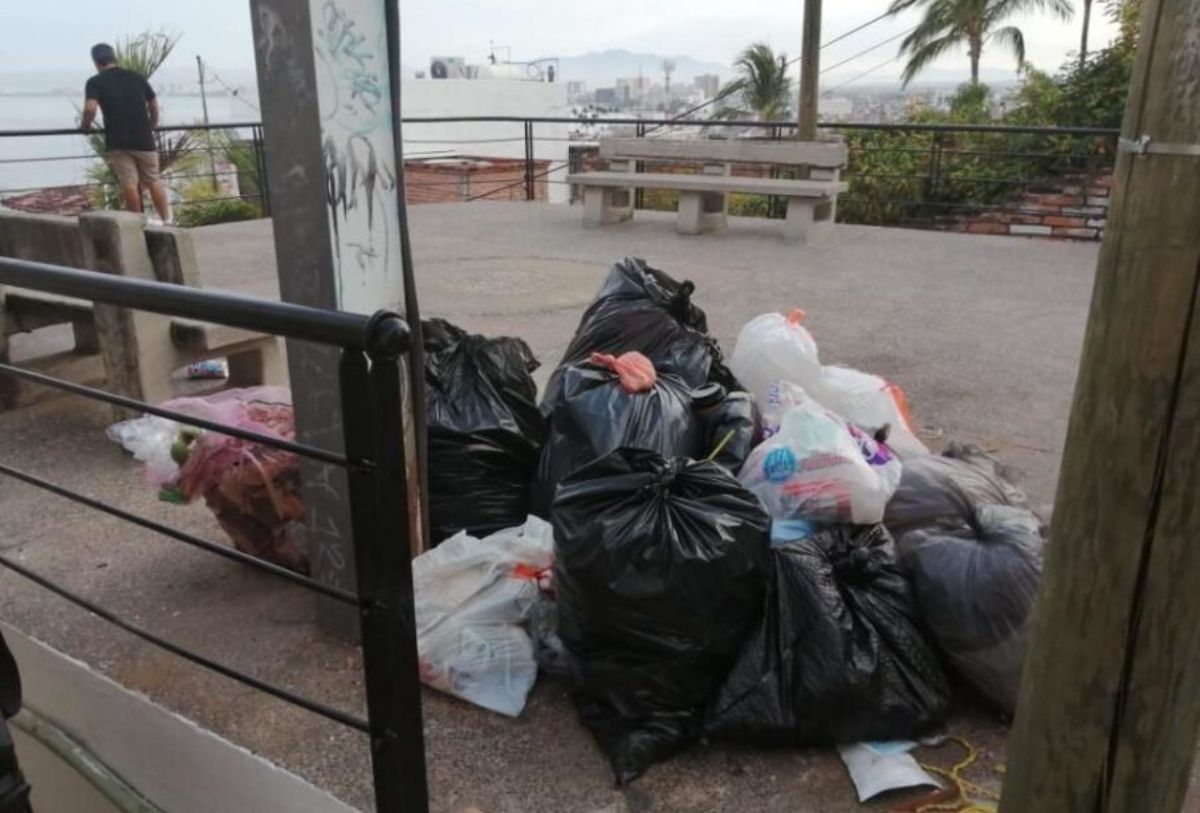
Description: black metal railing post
xmin=925 ymin=130 xmax=944 ymax=205
xmin=252 ymin=125 xmax=272 ymax=216
xmin=634 ymin=119 xmax=646 ymax=210
xmin=341 ymin=311 xmax=428 ymax=813
xmin=524 ymin=121 xmax=535 ymax=201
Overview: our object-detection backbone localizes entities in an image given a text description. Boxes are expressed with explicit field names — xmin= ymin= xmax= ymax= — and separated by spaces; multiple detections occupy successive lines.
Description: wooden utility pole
xmin=1000 ymin=0 xmax=1200 ymax=810
xmin=797 ymin=0 xmax=822 ymax=140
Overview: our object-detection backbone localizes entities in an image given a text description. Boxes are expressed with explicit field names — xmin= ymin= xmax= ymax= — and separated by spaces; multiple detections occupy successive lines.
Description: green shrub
xmin=175 ymin=198 xmax=261 ymax=228
xmin=728 ymin=193 xmax=772 ymax=218
xmin=641 ymin=188 xmax=679 ymax=211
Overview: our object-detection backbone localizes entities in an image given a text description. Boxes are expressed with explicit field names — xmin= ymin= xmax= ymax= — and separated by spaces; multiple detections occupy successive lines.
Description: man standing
xmin=80 ymin=43 xmax=170 ymax=222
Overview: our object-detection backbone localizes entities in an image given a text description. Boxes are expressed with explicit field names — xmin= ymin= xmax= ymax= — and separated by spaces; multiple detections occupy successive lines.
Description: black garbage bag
xmin=533 ymin=361 xmax=704 ymax=516
xmin=541 ymin=257 xmax=737 ymax=410
xmin=706 ymin=524 xmax=951 ymax=747
xmin=424 ymin=318 xmax=546 ymax=544
xmin=694 ymin=385 xmax=759 ymax=474
xmin=899 ymin=505 xmax=1043 ymax=714
xmin=884 ymin=442 xmax=1032 ymax=540
xmin=553 ymin=449 xmax=771 ymax=784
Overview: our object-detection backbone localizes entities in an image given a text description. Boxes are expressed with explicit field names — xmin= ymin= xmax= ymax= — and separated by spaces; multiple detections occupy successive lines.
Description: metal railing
xmin=0 ymin=122 xmax=269 ymax=218
xmin=0 ymin=256 xmax=427 ymax=812
xmin=2 ymin=116 xmax=1120 ymax=234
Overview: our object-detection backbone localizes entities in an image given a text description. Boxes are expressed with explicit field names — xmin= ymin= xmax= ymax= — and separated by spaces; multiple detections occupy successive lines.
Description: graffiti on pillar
xmin=312 ymin=0 xmax=402 ymax=313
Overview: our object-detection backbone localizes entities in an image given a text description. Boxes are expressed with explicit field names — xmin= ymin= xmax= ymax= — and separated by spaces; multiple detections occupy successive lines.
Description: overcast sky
xmin=3 ymin=0 xmax=1116 ymax=85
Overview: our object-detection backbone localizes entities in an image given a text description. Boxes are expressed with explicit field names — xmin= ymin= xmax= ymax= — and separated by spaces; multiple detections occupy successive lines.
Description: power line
xmin=646 ymin=11 xmax=904 ymax=130
xmin=820 ymin=11 xmax=897 ymax=49
xmin=202 ymin=60 xmax=260 ymax=113
xmin=821 ymin=27 xmax=915 ymax=75
xmin=823 ymin=55 xmax=902 ymax=96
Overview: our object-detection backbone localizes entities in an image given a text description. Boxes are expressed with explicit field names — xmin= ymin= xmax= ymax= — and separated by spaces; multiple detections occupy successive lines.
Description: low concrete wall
xmin=0 ymin=210 xmax=87 ymax=268
xmin=0 ymin=210 xmax=200 ymax=284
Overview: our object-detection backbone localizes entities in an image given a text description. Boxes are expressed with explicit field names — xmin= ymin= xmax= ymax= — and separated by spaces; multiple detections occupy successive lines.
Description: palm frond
xmin=991 ymin=0 xmax=1074 ymax=20
xmin=114 ymin=31 xmax=180 ymax=80
xmin=730 ymin=43 xmax=792 ymax=120
xmin=989 ymin=25 xmax=1026 ymax=66
xmin=893 ymin=0 xmax=1066 ymax=84
xmin=901 ymin=32 xmax=964 ymax=85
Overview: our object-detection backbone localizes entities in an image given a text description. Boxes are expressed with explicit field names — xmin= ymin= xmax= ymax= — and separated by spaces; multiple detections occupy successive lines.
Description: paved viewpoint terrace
xmin=2 ymin=202 xmax=1141 ymax=811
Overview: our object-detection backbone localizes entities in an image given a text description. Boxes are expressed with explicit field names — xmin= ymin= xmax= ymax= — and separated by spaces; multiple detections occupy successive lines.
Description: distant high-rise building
xmin=694 ymin=74 xmax=720 ymax=98
xmin=566 ymin=80 xmax=587 ymax=99
xmin=594 ymin=87 xmax=618 ymax=105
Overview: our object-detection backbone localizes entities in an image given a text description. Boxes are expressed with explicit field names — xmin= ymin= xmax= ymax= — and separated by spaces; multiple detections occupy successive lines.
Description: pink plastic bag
xmin=590 ymin=351 xmax=657 ymax=393
xmin=160 ymin=387 xmax=307 ymax=573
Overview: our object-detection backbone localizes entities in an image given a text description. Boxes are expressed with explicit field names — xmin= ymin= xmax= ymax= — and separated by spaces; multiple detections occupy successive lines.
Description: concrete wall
xmin=0 ymin=209 xmax=198 ymax=284
xmin=5 ymin=624 xmax=357 ymax=813
xmin=0 ymin=210 xmax=86 ymax=268
xmin=401 ymin=79 xmax=571 ymax=203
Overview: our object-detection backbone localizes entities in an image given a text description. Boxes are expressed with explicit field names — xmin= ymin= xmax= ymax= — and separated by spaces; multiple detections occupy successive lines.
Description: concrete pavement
xmin=3 ymin=203 xmax=1164 ymax=811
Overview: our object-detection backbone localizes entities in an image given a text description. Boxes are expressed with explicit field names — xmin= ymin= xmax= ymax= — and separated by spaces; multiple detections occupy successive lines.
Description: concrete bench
xmin=568 ymin=137 xmax=849 ymax=243
xmin=0 ymin=210 xmax=285 ymax=413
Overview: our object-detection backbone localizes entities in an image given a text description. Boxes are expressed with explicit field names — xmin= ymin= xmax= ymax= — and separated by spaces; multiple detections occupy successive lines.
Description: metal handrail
xmin=0 ymin=257 xmax=405 ymax=353
xmin=0 ymin=254 xmax=427 ymax=809
xmin=0 ymin=117 xmax=1122 ymax=139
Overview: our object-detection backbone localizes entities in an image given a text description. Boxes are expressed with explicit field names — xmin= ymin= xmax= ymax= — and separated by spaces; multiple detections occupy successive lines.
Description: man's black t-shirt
xmin=84 ymin=67 xmax=156 ymax=152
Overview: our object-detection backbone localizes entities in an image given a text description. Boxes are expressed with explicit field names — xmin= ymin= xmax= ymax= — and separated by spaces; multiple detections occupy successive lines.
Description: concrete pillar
xmin=249 ymin=0 xmax=415 ymax=637
xmin=78 ymin=212 xmax=177 ymax=417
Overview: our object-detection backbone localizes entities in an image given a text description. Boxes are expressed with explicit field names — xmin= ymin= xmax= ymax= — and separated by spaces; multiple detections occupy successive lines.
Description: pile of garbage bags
xmin=107 ymin=256 xmax=1047 ymax=785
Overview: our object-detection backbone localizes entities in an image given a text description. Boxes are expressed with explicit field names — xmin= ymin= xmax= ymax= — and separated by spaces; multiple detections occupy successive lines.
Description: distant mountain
xmin=539 ymin=49 xmax=731 ymax=88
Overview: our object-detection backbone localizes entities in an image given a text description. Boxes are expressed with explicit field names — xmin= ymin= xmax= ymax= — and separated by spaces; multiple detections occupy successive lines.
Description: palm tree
xmin=1079 ymin=0 xmax=1093 ymax=64
xmin=716 ymin=43 xmax=792 ymax=120
xmin=888 ymin=0 xmax=1074 ymax=86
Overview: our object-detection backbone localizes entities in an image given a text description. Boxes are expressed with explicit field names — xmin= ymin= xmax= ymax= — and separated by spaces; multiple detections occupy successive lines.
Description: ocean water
xmin=0 ymin=94 xmax=259 ymax=195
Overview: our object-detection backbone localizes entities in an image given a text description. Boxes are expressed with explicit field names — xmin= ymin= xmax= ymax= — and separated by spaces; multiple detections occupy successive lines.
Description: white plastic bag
xmin=106 ymin=415 xmax=180 ymax=480
xmin=730 ymin=309 xmax=821 ymax=408
xmin=413 ymin=515 xmax=554 ymax=717
xmin=813 ymin=366 xmax=929 ymax=457
xmin=740 ymin=384 xmax=901 ymax=524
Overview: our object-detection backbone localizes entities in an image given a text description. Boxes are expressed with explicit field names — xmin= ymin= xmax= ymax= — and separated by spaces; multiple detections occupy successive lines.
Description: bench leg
xmin=72 ymin=319 xmax=101 ymax=354
xmin=227 ymin=338 xmax=288 ymax=389
xmin=783 ymin=197 xmax=835 ymax=245
xmin=582 ymin=185 xmax=633 ymax=226
xmin=677 ymin=190 xmax=728 ymax=235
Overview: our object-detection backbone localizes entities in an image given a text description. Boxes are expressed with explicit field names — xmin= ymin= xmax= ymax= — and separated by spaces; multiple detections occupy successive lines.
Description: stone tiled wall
xmin=404 ymin=158 xmax=550 ymax=204
xmin=955 ymin=175 xmax=1112 ymax=241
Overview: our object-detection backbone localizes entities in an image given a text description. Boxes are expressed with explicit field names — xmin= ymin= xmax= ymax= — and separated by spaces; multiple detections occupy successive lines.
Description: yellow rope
xmin=915 ymin=737 xmax=1001 ymax=813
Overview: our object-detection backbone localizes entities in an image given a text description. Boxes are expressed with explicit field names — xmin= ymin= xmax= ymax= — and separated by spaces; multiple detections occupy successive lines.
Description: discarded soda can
xmin=186 ymin=359 xmax=229 ymax=380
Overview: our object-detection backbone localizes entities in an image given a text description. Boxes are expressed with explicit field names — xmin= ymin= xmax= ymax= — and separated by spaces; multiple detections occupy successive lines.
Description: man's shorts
xmin=107 ymin=150 xmax=160 ymax=188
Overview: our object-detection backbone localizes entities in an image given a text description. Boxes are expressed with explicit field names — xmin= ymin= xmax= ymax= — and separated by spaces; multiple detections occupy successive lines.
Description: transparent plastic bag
xmin=740 ymin=384 xmax=901 ymax=524
xmin=813 ymin=366 xmax=928 ymax=458
xmin=106 ymin=415 xmax=180 ymax=480
xmin=413 ymin=515 xmax=555 ymax=717
xmin=730 ymin=309 xmax=821 ymax=409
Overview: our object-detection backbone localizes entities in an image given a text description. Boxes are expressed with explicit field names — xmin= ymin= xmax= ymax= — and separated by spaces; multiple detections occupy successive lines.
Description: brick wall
xmin=947 ymin=175 xmax=1112 ymax=241
xmin=404 ymin=157 xmax=550 ymax=204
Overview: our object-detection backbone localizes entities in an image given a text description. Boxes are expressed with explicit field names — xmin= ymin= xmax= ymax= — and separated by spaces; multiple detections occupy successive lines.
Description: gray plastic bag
xmin=898 ymin=505 xmax=1043 ymax=713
